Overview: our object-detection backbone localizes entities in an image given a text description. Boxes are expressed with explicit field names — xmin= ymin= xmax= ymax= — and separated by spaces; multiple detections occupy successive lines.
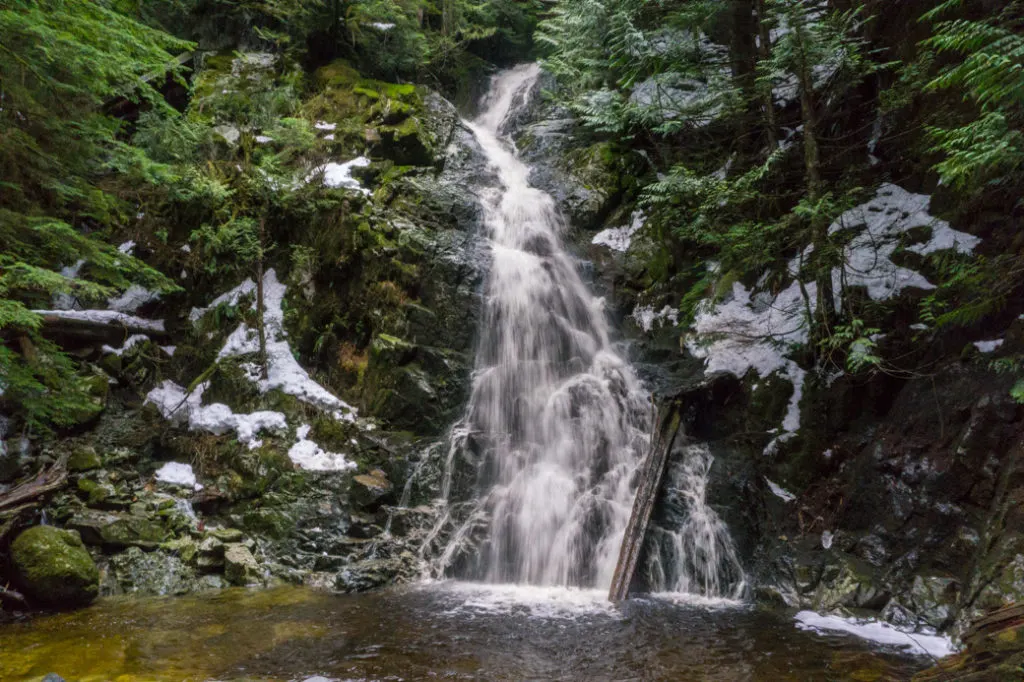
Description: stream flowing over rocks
xmin=1 ymin=33 xmax=1023 ymax=682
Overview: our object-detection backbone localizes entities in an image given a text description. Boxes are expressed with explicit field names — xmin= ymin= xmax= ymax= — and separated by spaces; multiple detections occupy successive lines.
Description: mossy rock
xmin=67 ymin=510 xmax=169 ymax=550
xmin=11 ymin=526 xmax=99 ymax=607
xmin=68 ymin=446 xmax=102 ymax=472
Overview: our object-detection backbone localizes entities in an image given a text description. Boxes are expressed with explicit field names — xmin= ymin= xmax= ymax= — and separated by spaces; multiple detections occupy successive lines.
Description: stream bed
xmin=0 ymin=583 xmax=937 ymax=681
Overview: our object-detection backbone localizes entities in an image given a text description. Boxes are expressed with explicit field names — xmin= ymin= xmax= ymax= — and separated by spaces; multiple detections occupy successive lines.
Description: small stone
xmin=68 ymin=446 xmax=101 ymax=472
xmin=223 ymin=544 xmax=261 ymax=586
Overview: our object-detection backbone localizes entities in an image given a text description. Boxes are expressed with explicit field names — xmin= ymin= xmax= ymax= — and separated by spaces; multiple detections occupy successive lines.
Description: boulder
xmin=10 ymin=526 xmax=99 ymax=607
xmin=223 ymin=543 xmax=261 ymax=585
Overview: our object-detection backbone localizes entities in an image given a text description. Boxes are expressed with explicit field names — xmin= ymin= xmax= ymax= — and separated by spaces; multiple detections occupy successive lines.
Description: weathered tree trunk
xmin=256 ymin=217 xmax=268 ymax=380
xmin=609 ymin=402 xmax=683 ymax=602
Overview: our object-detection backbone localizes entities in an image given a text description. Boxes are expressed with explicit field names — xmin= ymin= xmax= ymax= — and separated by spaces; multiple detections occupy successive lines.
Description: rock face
xmin=10 ymin=526 xmax=99 ymax=608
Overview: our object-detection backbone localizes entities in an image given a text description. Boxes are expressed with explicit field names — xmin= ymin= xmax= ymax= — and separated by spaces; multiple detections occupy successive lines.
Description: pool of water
xmin=0 ymin=582 xmax=935 ymax=681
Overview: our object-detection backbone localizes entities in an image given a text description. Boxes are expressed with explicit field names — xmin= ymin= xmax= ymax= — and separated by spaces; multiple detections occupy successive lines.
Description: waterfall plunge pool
xmin=0 ymin=583 xmax=941 ymax=681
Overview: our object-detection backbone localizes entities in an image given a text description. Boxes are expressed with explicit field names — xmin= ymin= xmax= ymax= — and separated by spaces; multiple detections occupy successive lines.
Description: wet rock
xmin=224 ymin=544 xmax=261 ymax=585
xmin=351 ymin=469 xmax=393 ymax=511
xmin=41 ymin=675 xmax=66 ymax=682
xmin=196 ymin=536 xmax=225 ymax=571
xmin=813 ymin=552 xmax=890 ymax=611
xmin=67 ymin=510 xmax=168 ymax=550
xmin=103 ymin=547 xmax=203 ymax=596
xmin=10 ymin=526 xmax=99 ymax=607
xmin=908 ymin=573 xmax=959 ymax=630
xmin=335 ymin=551 xmax=417 ymax=592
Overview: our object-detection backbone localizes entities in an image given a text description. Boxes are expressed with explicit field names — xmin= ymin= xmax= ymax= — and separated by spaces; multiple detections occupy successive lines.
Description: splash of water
xmin=427 ymin=64 xmax=743 ymax=598
xmin=643 ymin=444 xmax=746 ymax=599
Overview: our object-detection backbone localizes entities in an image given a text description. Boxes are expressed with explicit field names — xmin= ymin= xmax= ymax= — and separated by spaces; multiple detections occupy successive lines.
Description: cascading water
xmin=427 ymin=63 xmax=744 ymax=597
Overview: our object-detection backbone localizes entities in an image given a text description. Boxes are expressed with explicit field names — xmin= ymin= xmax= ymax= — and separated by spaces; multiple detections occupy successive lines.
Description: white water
xmin=429 ymin=64 xmax=743 ymax=597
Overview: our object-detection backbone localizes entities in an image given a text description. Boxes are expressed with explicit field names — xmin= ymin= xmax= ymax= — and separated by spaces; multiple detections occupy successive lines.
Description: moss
xmin=11 ymin=526 xmax=99 ymax=607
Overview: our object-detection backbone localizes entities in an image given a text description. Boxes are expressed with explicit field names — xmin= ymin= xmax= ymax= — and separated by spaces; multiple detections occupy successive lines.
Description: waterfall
xmin=427 ymin=63 xmax=743 ymax=598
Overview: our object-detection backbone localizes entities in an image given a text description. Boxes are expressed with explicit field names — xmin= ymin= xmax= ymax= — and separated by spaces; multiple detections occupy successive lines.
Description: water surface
xmin=0 ymin=583 xmax=933 ymax=681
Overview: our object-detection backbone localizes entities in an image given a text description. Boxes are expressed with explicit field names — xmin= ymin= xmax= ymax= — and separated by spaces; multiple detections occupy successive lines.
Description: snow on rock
xmin=973 ymin=339 xmax=1004 ymax=353
xmin=795 ymin=611 xmax=956 ymax=659
xmin=217 ymin=270 xmax=358 ymax=422
xmin=101 ymin=334 xmax=150 ymax=356
xmin=144 ymin=380 xmax=286 ymax=449
xmin=765 ymin=477 xmax=796 ymax=502
xmin=154 ymin=462 xmax=202 ymax=491
xmin=593 ymin=210 xmax=644 ymax=252
xmin=310 ymin=157 xmax=372 ymax=195
xmin=288 ymin=424 xmax=356 ymax=471
xmin=794 ymin=184 xmax=980 ymax=308
xmin=117 ymin=240 xmax=136 ymax=255
xmin=188 ymin=278 xmax=256 ymax=323
xmin=686 ymin=280 xmax=811 ymax=453
xmin=31 ymin=309 xmax=165 ymax=332
xmin=107 ymin=284 xmax=159 ymax=313
xmin=633 ymin=305 xmax=679 ymax=332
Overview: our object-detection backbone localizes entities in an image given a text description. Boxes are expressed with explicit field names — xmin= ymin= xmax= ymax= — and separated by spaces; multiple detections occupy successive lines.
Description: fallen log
xmin=609 ymin=401 xmax=682 ymax=602
xmin=0 ymin=453 xmax=70 ymax=515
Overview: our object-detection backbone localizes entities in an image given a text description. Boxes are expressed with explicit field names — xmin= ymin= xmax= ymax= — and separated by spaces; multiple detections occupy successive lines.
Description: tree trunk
xmin=256 ymin=217 xmax=268 ymax=380
xmin=756 ymin=0 xmax=779 ymax=152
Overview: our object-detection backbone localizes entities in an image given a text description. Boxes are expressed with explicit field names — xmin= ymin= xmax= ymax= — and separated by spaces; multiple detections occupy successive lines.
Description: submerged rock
xmin=11 ymin=526 xmax=99 ymax=607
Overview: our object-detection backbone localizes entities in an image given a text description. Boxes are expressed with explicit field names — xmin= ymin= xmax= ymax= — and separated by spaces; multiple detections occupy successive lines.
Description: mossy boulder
xmin=11 ymin=526 xmax=99 ymax=607
xmin=67 ymin=446 xmax=102 ymax=472
xmin=66 ymin=510 xmax=168 ymax=550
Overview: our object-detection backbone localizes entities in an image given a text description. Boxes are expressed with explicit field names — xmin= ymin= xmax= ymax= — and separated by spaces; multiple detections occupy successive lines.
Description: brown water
xmin=0 ymin=583 xmax=934 ymax=681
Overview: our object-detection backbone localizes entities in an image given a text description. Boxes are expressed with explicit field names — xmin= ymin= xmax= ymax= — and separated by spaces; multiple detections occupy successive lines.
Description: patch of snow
xmin=144 ymin=380 xmax=286 ymax=449
xmin=118 ymin=240 xmax=136 ymax=255
xmin=107 ymin=284 xmax=159 ymax=313
xmin=795 ymin=611 xmax=956 ymax=659
xmin=101 ymin=334 xmax=149 ymax=356
xmin=973 ymin=339 xmax=1004 ymax=353
xmin=188 ymin=279 xmax=256 ymax=323
xmin=311 ymin=157 xmax=372 ymax=195
xmin=592 ymin=210 xmax=644 ymax=252
xmin=161 ymin=345 xmax=176 ymax=356
xmin=765 ymin=477 xmax=796 ymax=502
xmin=31 ymin=309 xmax=165 ymax=332
xmin=685 ymin=280 xmax=811 ymax=452
xmin=314 ymin=121 xmax=337 ymax=131
xmin=323 ymin=134 xmax=335 ymax=141
xmin=367 ymin=22 xmax=396 ymax=31
xmin=821 ymin=530 xmax=834 ymax=549
xmin=633 ymin=305 xmax=679 ymax=332
xmin=823 ymin=448 xmax=833 ymax=460
xmin=217 ymin=270 xmax=358 ymax=422
xmin=288 ymin=423 xmax=356 ymax=471
xmin=180 ymin=244 xmax=191 ymax=253
xmin=794 ymin=184 xmax=980 ymax=308
xmin=154 ymin=461 xmax=202 ymax=491
xmin=254 ymin=135 xmax=272 ymax=144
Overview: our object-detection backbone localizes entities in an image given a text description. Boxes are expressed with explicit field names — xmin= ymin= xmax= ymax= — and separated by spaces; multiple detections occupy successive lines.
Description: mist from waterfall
xmin=427 ymin=63 xmax=744 ymax=598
